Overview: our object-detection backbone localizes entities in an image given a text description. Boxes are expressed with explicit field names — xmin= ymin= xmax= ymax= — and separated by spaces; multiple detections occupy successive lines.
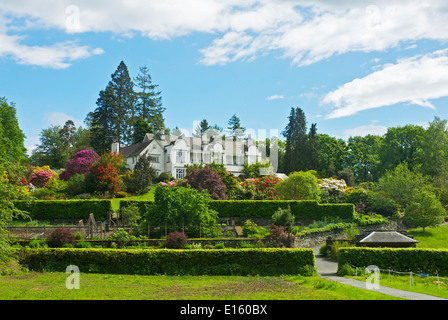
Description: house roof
xmin=358 ymin=231 xmax=418 ymax=243
xmin=120 ymin=141 xmax=151 ymax=158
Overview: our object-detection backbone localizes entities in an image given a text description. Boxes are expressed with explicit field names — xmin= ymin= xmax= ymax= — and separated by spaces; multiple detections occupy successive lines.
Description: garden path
xmin=311 ymin=245 xmax=447 ymax=300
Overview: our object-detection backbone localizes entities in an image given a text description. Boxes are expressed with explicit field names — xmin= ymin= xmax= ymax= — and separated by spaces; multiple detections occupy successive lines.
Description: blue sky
xmin=1 ymin=1 xmax=448 ymax=155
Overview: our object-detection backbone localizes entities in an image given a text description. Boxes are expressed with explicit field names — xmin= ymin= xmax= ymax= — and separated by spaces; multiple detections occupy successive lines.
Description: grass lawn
xmin=0 ymin=272 xmax=402 ymax=300
xmin=343 ymin=224 xmax=448 ymax=299
xmin=348 ymin=272 xmax=448 ymax=299
xmin=111 ymin=187 xmax=155 ymax=211
xmin=408 ymin=223 xmax=448 ymax=249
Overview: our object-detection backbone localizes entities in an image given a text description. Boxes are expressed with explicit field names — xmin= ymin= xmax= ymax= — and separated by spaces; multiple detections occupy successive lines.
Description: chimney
xmin=111 ymin=138 xmax=120 ymax=154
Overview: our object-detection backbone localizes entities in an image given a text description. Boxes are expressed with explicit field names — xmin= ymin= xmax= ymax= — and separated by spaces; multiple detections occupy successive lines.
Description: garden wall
xmin=17 ymin=247 xmax=316 ymax=276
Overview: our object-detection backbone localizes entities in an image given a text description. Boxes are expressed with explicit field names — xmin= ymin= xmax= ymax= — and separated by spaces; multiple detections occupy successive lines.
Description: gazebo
xmin=356 ymin=231 xmax=418 ymax=248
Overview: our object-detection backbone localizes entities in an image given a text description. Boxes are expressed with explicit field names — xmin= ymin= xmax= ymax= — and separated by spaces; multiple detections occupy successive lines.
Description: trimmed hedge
xmin=11 ymin=200 xmax=112 ymax=221
xmin=120 ymin=200 xmax=355 ymax=221
xmin=17 ymin=247 xmax=316 ymax=276
xmin=208 ymin=200 xmax=355 ymax=220
xmin=338 ymin=247 xmax=448 ymax=276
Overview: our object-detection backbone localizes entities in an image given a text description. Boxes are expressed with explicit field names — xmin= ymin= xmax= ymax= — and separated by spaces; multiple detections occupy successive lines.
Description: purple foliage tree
xmin=60 ymin=149 xmax=100 ymax=181
xmin=185 ymin=166 xmax=228 ymax=200
xmin=28 ymin=170 xmax=54 ymax=188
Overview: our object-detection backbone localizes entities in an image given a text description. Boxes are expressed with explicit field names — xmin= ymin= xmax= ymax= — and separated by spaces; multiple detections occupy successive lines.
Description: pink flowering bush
xmin=28 ymin=169 xmax=54 ymax=188
xmin=158 ymin=180 xmax=177 ymax=187
xmin=60 ymin=149 xmax=100 ymax=181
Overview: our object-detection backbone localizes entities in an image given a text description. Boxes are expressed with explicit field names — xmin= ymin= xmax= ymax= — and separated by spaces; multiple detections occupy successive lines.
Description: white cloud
xmin=45 ymin=112 xmax=84 ymax=128
xmin=323 ymin=49 xmax=448 ymax=119
xmin=0 ymin=34 xmax=104 ymax=69
xmin=344 ymin=123 xmax=388 ymax=138
xmin=266 ymin=94 xmax=284 ymax=100
xmin=2 ymin=1 xmax=448 ymax=68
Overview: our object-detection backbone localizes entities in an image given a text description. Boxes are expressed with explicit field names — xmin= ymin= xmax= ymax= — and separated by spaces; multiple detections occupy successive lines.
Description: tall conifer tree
xmin=134 ymin=66 xmax=165 ymax=133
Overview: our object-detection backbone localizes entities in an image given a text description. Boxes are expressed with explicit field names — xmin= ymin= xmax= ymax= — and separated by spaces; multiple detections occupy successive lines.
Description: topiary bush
xmin=48 ymin=227 xmax=76 ymax=248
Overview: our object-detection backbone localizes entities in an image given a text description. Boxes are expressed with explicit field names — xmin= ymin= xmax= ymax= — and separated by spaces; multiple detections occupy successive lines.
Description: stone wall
xmin=293 ymin=220 xmax=404 ymax=248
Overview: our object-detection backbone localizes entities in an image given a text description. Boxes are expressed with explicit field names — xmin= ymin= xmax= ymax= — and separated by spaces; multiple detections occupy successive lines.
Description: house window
xmin=176 ymin=168 xmax=186 ymax=179
xmin=150 ymin=155 xmax=159 ymax=163
xmin=213 ymin=153 xmax=222 ymax=164
xmin=176 ymin=151 xmax=186 ymax=163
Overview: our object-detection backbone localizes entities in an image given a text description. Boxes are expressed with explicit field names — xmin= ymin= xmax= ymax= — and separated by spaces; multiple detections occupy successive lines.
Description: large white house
xmin=111 ymin=132 xmax=263 ymax=179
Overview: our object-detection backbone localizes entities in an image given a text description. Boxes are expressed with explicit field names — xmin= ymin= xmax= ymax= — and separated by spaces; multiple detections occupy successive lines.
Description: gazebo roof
xmin=358 ymin=231 xmax=418 ymax=244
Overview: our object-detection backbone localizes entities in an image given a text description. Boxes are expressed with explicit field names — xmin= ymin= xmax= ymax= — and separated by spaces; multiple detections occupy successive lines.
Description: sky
xmin=1 ymin=0 xmax=448 ymax=156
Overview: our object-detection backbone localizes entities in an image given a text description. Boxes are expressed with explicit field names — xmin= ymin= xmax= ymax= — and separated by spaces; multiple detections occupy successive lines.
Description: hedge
xmin=205 ymin=200 xmax=354 ymax=220
xmin=16 ymin=247 xmax=316 ymax=276
xmin=120 ymin=200 xmax=355 ymax=221
xmin=338 ymin=247 xmax=448 ymax=276
xmin=11 ymin=200 xmax=112 ymax=221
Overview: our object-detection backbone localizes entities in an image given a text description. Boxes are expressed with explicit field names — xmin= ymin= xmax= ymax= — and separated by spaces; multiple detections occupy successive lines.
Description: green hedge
xmin=338 ymin=247 xmax=448 ymax=276
xmin=209 ymin=200 xmax=355 ymax=220
xmin=17 ymin=247 xmax=316 ymax=276
xmin=11 ymin=200 xmax=112 ymax=221
xmin=121 ymin=200 xmax=355 ymax=221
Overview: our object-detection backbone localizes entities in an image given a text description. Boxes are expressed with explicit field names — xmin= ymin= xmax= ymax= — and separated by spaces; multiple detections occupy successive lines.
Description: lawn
xmin=343 ymin=224 xmax=448 ymax=299
xmin=0 ymin=272 xmax=402 ymax=300
xmin=111 ymin=186 xmax=156 ymax=211
xmin=408 ymin=223 xmax=448 ymax=249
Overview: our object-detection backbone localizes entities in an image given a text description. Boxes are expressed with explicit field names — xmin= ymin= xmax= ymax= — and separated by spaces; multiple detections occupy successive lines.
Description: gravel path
xmin=311 ymin=245 xmax=447 ymax=300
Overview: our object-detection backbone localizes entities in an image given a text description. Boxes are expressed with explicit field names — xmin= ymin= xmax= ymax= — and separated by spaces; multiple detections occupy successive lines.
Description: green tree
xmin=346 ymin=135 xmax=384 ymax=183
xmin=316 ymin=134 xmax=347 ymax=178
xmin=59 ymin=120 xmax=76 ymax=163
xmin=149 ymin=184 xmax=218 ymax=236
xmin=420 ymin=117 xmax=448 ymax=178
xmin=134 ymin=65 xmax=165 ymax=133
xmin=379 ymin=124 xmax=425 ymax=173
xmin=307 ymin=123 xmax=319 ymax=171
xmin=282 ymin=107 xmax=308 ymax=174
xmin=133 ymin=152 xmax=156 ymax=195
xmin=0 ymin=98 xmax=26 ymax=164
xmin=405 ymin=190 xmax=446 ymax=232
xmin=376 ymin=162 xmax=431 ymax=210
xmin=274 ymin=170 xmax=321 ymax=201
xmin=132 ymin=117 xmax=153 ymax=144
xmin=30 ymin=125 xmax=66 ymax=168
xmin=227 ymin=114 xmax=245 ymax=139
xmin=90 ymin=61 xmax=136 ymax=154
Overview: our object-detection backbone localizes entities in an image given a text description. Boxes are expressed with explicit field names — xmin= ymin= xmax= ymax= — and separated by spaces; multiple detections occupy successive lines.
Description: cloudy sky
xmin=1 ymin=0 xmax=448 ymax=154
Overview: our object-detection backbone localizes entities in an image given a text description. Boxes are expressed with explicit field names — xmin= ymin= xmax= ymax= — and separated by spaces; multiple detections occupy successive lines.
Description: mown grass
xmin=111 ymin=187 xmax=155 ymax=211
xmin=0 ymin=272 xmax=402 ymax=300
xmin=408 ymin=224 xmax=448 ymax=249
xmin=343 ymin=224 xmax=448 ymax=299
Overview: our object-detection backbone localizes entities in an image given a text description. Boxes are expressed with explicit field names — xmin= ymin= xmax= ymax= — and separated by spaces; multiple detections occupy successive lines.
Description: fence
xmin=344 ymin=262 xmax=448 ymax=290
xmin=5 ymin=223 xmax=242 ymax=240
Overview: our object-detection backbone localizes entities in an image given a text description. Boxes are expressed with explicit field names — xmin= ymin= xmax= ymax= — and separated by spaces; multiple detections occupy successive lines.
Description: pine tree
xmin=227 ymin=114 xmax=245 ymax=139
xmin=134 ymin=66 xmax=165 ymax=133
xmin=307 ymin=123 xmax=319 ymax=171
xmin=89 ymin=61 xmax=136 ymax=154
xmin=282 ymin=107 xmax=308 ymax=174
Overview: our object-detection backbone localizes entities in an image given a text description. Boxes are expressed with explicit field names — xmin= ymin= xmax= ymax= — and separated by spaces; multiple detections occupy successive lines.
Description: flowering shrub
xmin=60 ymin=149 xmax=100 ymax=181
xmin=318 ymin=178 xmax=347 ymax=203
xmin=239 ymin=175 xmax=281 ymax=200
xmin=28 ymin=169 xmax=54 ymax=188
xmin=158 ymin=180 xmax=177 ymax=187
xmin=89 ymin=152 xmax=124 ymax=196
